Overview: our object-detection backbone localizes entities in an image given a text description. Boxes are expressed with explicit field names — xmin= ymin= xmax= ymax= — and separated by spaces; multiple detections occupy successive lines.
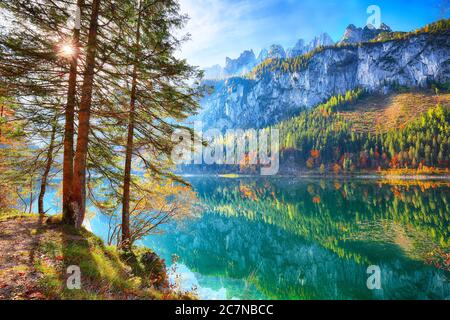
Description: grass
xmin=0 ymin=209 xmax=35 ymax=222
xmin=339 ymin=91 xmax=450 ymax=133
xmin=0 ymin=210 xmax=195 ymax=300
xmin=35 ymin=234 xmax=138 ymax=299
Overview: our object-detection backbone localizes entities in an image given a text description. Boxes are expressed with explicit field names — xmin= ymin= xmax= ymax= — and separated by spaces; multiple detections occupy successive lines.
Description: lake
xmin=45 ymin=176 xmax=450 ymax=300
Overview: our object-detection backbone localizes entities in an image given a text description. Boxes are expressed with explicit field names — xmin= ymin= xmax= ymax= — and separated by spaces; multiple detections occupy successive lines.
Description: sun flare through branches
xmin=58 ymin=43 xmax=76 ymax=58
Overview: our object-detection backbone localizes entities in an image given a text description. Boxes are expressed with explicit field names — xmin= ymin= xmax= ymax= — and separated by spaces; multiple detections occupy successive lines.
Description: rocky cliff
xmin=286 ymin=33 xmax=335 ymax=58
xmin=199 ymin=31 xmax=450 ymax=129
xmin=203 ymin=33 xmax=336 ymax=80
xmin=339 ymin=23 xmax=392 ymax=44
xmin=223 ymin=50 xmax=256 ymax=76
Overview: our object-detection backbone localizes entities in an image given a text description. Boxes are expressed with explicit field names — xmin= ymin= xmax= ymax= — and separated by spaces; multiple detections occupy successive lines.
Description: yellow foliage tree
xmin=107 ymin=173 xmax=200 ymax=246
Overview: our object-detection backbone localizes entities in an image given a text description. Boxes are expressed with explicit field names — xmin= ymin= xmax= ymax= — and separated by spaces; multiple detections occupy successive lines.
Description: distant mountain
xmin=197 ymin=20 xmax=450 ymax=129
xmin=202 ymin=50 xmax=257 ymax=80
xmin=256 ymin=48 xmax=269 ymax=64
xmin=307 ymin=33 xmax=335 ymax=51
xmin=267 ymin=44 xmax=286 ymax=59
xmin=202 ymin=33 xmax=334 ymax=79
xmin=223 ymin=50 xmax=256 ymax=77
xmin=203 ymin=64 xmax=224 ymax=80
xmin=286 ymin=39 xmax=306 ymax=58
xmin=287 ymin=33 xmax=335 ymax=58
xmin=339 ymin=23 xmax=392 ymax=44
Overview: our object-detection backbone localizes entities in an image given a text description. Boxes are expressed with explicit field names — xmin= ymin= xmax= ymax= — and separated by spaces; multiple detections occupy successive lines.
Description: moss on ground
xmin=0 ymin=210 xmax=195 ymax=300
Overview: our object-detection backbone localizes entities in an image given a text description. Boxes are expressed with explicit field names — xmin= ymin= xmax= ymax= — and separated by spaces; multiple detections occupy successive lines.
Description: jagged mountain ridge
xmin=198 ymin=21 xmax=450 ymax=129
xmin=339 ymin=23 xmax=392 ymax=45
xmin=203 ymin=32 xmax=337 ymax=80
xmin=223 ymin=50 xmax=256 ymax=77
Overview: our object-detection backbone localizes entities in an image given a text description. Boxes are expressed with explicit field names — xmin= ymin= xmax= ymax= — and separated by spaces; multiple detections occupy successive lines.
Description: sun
xmin=59 ymin=43 xmax=76 ymax=58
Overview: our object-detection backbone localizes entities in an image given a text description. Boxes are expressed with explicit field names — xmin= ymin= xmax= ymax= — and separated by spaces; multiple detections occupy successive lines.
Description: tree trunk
xmin=71 ymin=0 xmax=101 ymax=228
xmin=63 ymin=0 xmax=84 ymax=225
xmin=121 ymin=2 xmax=142 ymax=248
xmin=28 ymin=178 xmax=33 ymax=214
xmin=38 ymin=115 xmax=58 ymax=215
xmin=0 ymin=104 xmax=4 ymax=139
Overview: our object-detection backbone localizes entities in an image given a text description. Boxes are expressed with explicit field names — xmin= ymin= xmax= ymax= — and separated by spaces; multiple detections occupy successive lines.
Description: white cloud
xmin=177 ymin=0 xmax=277 ymax=67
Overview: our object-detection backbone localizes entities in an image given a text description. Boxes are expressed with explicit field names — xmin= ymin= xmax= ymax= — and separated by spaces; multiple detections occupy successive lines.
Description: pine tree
xmin=88 ymin=0 xmax=203 ymax=247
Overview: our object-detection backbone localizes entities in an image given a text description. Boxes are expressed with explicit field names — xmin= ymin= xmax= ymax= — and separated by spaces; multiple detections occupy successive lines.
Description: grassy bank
xmin=0 ymin=210 xmax=193 ymax=300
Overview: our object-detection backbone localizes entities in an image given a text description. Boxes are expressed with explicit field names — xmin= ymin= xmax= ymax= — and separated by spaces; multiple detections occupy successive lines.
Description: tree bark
xmin=63 ymin=0 xmax=84 ymax=225
xmin=28 ymin=178 xmax=33 ymax=214
xmin=121 ymin=2 xmax=142 ymax=248
xmin=38 ymin=115 xmax=58 ymax=215
xmin=0 ymin=104 xmax=4 ymax=139
xmin=71 ymin=0 xmax=101 ymax=228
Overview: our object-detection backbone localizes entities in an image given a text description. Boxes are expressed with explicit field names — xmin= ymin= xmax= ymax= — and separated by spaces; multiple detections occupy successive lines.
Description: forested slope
xmin=275 ymin=88 xmax=450 ymax=173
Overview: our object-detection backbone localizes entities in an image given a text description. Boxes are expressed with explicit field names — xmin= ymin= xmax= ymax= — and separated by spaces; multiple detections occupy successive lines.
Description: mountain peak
xmin=380 ymin=23 xmax=392 ymax=31
xmin=256 ymin=48 xmax=269 ymax=63
xmin=308 ymin=33 xmax=335 ymax=50
xmin=339 ymin=23 xmax=395 ymax=44
xmin=226 ymin=50 xmax=255 ymax=63
xmin=286 ymin=39 xmax=306 ymax=58
xmin=287 ymin=33 xmax=335 ymax=59
xmin=204 ymin=21 xmax=395 ymax=80
xmin=268 ymin=44 xmax=286 ymax=59
xmin=224 ymin=49 xmax=257 ymax=77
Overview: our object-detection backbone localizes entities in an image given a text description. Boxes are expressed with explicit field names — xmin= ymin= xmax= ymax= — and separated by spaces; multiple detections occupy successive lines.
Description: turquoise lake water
xmin=43 ymin=177 xmax=450 ymax=300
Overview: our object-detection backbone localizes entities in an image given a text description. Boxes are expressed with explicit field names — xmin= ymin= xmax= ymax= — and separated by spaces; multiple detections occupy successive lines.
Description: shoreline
xmin=179 ymin=172 xmax=450 ymax=181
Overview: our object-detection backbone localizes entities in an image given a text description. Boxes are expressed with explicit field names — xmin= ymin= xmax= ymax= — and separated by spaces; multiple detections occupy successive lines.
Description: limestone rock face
xmin=307 ymin=33 xmax=335 ymax=51
xmin=257 ymin=48 xmax=269 ymax=64
xmin=287 ymin=33 xmax=335 ymax=58
xmin=203 ymin=33 xmax=335 ymax=80
xmin=224 ymin=50 xmax=256 ymax=77
xmin=267 ymin=44 xmax=286 ymax=59
xmin=286 ymin=39 xmax=306 ymax=58
xmin=198 ymin=33 xmax=450 ymax=129
xmin=339 ymin=23 xmax=393 ymax=45
xmin=203 ymin=50 xmax=257 ymax=80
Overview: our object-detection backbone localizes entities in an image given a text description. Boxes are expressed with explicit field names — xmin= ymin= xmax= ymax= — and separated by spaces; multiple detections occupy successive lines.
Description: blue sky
xmin=177 ymin=0 xmax=449 ymax=68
